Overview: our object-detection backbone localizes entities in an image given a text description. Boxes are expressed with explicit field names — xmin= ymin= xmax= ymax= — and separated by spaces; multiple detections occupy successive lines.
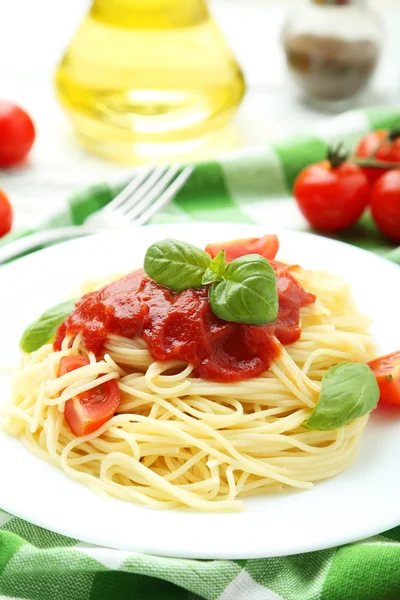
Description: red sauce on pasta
xmin=54 ymin=263 xmax=315 ymax=383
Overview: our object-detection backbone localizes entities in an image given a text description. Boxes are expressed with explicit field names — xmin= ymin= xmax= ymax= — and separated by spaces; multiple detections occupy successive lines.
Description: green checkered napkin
xmin=1 ymin=106 xmax=400 ymax=600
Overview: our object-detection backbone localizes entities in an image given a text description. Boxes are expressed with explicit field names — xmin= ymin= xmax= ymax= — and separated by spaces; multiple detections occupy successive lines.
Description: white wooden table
xmin=0 ymin=0 xmax=399 ymax=229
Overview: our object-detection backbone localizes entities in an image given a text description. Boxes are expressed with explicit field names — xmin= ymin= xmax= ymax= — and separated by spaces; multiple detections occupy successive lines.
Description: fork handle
xmin=0 ymin=227 xmax=98 ymax=266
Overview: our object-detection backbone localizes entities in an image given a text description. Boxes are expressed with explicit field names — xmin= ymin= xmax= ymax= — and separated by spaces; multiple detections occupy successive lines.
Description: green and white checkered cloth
xmin=1 ymin=106 xmax=400 ymax=600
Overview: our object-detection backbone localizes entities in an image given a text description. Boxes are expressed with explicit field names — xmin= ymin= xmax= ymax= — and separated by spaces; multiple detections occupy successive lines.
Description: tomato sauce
xmin=54 ymin=263 xmax=315 ymax=383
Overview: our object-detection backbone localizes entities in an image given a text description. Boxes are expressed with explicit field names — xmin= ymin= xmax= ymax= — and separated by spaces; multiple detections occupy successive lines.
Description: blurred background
xmin=0 ymin=0 xmax=399 ymax=230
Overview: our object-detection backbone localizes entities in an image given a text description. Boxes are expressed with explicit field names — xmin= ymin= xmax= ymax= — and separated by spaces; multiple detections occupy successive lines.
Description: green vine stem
xmin=352 ymin=158 xmax=400 ymax=169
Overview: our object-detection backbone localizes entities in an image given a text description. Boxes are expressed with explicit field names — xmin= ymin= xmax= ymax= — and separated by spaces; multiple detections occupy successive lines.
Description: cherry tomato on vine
xmin=0 ymin=101 xmax=35 ymax=167
xmin=370 ymin=169 xmax=400 ymax=242
xmin=0 ymin=189 xmax=13 ymax=237
xmin=293 ymin=146 xmax=370 ymax=232
xmin=355 ymin=129 xmax=400 ymax=185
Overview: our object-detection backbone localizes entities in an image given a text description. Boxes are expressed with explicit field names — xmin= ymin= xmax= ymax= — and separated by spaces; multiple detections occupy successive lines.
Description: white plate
xmin=0 ymin=223 xmax=399 ymax=559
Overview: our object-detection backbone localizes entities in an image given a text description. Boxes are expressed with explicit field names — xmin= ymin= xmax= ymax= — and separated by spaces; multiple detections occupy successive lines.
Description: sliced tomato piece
xmin=64 ymin=379 xmax=121 ymax=437
xmin=368 ymin=351 xmax=400 ymax=407
xmin=205 ymin=234 xmax=279 ymax=263
xmin=57 ymin=356 xmax=121 ymax=436
xmin=58 ymin=356 xmax=90 ymax=377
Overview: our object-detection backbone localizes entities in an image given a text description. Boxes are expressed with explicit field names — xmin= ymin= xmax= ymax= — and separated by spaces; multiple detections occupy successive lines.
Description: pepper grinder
xmin=282 ymin=0 xmax=384 ymax=108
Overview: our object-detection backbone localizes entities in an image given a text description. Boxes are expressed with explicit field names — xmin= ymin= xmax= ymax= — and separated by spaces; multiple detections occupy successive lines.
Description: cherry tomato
xmin=0 ymin=101 xmax=35 ymax=167
xmin=368 ymin=351 xmax=400 ymax=407
xmin=205 ymin=235 xmax=279 ymax=263
xmin=293 ymin=159 xmax=370 ymax=232
xmin=0 ymin=189 xmax=13 ymax=237
xmin=370 ymin=169 xmax=400 ymax=242
xmin=58 ymin=355 xmax=121 ymax=436
xmin=64 ymin=380 xmax=121 ymax=437
xmin=355 ymin=130 xmax=400 ymax=185
xmin=58 ymin=356 xmax=90 ymax=377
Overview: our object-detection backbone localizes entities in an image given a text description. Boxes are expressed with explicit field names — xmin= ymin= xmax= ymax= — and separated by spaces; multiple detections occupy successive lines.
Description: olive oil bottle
xmin=55 ymin=0 xmax=245 ymax=162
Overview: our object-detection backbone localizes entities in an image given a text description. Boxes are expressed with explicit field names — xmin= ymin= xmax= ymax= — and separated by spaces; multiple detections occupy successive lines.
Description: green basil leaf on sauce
xmin=144 ymin=239 xmax=211 ymax=292
xmin=20 ymin=299 xmax=77 ymax=353
xmin=303 ymin=363 xmax=380 ymax=431
xmin=209 ymin=254 xmax=278 ymax=325
xmin=202 ymin=250 xmax=226 ymax=285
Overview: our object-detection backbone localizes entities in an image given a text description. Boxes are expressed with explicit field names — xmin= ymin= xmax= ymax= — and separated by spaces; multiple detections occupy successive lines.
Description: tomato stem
xmin=388 ymin=128 xmax=400 ymax=142
xmin=327 ymin=143 xmax=349 ymax=169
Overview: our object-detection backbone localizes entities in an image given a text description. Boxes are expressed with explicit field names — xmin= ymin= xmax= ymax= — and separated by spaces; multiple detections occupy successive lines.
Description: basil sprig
xmin=20 ymin=299 xmax=77 ymax=353
xmin=304 ymin=363 xmax=380 ymax=431
xmin=209 ymin=255 xmax=278 ymax=325
xmin=144 ymin=239 xmax=278 ymax=325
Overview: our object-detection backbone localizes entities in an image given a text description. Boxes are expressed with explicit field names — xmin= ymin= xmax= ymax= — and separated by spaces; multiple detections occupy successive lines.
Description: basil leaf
xmin=304 ymin=363 xmax=380 ymax=431
xmin=144 ymin=239 xmax=211 ymax=292
xmin=20 ymin=299 xmax=77 ymax=353
xmin=202 ymin=251 xmax=226 ymax=285
xmin=209 ymin=254 xmax=278 ymax=325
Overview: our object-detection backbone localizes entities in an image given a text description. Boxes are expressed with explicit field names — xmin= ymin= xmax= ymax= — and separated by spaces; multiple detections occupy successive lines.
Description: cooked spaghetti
xmin=1 ymin=262 xmax=375 ymax=511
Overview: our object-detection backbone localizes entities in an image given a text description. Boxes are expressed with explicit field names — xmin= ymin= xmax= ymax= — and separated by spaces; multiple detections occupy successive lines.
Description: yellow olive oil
xmin=55 ymin=0 xmax=245 ymax=162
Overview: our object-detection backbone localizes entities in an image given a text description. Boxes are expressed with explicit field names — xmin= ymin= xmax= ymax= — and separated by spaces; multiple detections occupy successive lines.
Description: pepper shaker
xmin=282 ymin=0 xmax=384 ymax=108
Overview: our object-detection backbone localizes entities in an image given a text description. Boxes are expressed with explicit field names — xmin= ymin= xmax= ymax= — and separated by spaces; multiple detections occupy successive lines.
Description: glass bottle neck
xmin=91 ymin=0 xmax=209 ymax=28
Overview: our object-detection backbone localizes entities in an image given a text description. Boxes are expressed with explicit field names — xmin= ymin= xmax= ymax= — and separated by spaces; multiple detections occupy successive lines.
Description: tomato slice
xmin=205 ymin=235 xmax=279 ymax=263
xmin=368 ymin=351 xmax=400 ymax=407
xmin=58 ymin=356 xmax=90 ymax=377
xmin=57 ymin=355 xmax=121 ymax=436
xmin=64 ymin=379 xmax=121 ymax=437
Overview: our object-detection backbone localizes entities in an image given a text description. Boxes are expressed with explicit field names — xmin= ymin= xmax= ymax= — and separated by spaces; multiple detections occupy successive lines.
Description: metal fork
xmin=0 ymin=163 xmax=193 ymax=265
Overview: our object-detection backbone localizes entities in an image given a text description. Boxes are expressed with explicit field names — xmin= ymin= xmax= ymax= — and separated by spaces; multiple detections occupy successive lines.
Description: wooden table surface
xmin=0 ymin=0 xmax=399 ymax=229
